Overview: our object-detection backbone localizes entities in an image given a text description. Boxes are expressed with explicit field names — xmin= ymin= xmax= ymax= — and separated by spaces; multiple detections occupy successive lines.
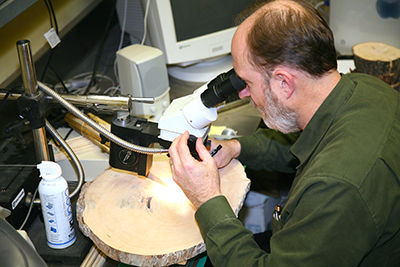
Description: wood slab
xmin=77 ymin=155 xmax=250 ymax=266
xmin=352 ymin=42 xmax=400 ymax=91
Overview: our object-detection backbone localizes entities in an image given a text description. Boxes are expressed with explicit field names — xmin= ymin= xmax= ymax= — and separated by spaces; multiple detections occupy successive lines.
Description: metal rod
xmin=32 ymin=127 xmax=50 ymax=162
xmin=38 ymin=81 xmax=169 ymax=155
xmin=0 ymin=91 xmax=154 ymax=112
xmin=16 ymin=40 xmax=38 ymax=97
xmin=16 ymin=40 xmax=50 ymax=162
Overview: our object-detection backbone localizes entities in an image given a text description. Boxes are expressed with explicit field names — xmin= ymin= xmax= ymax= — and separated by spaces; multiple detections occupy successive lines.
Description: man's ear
xmin=273 ymin=69 xmax=295 ymax=99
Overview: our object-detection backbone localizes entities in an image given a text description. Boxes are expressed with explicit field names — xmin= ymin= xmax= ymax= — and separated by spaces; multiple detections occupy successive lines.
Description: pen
xmin=210 ymin=145 xmax=222 ymax=157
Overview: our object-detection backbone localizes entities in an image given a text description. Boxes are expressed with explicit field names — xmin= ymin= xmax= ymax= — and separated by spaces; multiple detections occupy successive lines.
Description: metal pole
xmin=31 ymin=128 xmax=50 ymax=162
xmin=16 ymin=40 xmax=50 ymax=162
xmin=16 ymin=40 xmax=38 ymax=96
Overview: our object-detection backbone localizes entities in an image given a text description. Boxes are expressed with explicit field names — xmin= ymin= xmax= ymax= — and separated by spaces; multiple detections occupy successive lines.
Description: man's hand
xmin=168 ymin=132 xmax=222 ymax=209
xmin=208 ymin=138 xmax=242 ymax=168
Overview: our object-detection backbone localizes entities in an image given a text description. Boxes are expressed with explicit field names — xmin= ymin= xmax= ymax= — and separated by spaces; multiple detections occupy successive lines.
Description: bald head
xmin=232 ymin=0 xmax=337 ymax=77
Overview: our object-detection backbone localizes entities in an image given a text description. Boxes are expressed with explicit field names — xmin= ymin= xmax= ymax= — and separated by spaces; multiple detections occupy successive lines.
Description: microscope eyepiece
xmin=201 ymin=68 xmax=246 ymax=108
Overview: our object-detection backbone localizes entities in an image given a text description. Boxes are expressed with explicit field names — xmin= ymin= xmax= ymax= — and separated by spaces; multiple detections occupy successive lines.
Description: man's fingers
xmin=177 ymin=131 xmax=190 ymax=151
xmin=196 ymin=137 xmax=213 ymax=162
xmin=169 ymin=131 xmax=191 ymax=169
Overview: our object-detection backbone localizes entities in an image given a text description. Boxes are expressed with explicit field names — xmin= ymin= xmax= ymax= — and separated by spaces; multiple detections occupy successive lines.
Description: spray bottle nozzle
xmin=37 ymin=161 xmax=62 ymax=180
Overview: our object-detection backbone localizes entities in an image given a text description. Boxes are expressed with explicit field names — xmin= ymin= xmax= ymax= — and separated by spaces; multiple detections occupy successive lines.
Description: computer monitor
xmin=118 ymin=0 xmax=254 ymax=83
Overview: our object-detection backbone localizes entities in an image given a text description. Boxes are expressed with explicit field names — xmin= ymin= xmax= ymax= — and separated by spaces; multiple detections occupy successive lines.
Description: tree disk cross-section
xmin=77 ymin=155 xmax=250 ymax=266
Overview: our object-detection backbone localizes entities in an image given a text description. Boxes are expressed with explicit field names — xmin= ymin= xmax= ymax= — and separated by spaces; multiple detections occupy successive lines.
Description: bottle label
xmin=40 ymin=187 xmax=76 ymax=249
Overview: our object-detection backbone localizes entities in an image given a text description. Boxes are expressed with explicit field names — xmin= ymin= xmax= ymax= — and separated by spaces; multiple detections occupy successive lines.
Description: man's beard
xmin=251 ymin=84 xmax=301 ymax=134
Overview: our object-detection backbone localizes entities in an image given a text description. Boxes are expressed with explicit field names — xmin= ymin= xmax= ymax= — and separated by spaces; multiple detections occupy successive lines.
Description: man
xmin=168 ymin=0 xmax=400 ymax=266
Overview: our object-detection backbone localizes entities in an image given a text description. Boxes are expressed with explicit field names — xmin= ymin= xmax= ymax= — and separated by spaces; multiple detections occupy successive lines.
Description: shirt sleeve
xmin=195 ymin=178 xmax=377 ymax=267
xmin=236 ymin=128 xmax=299 ymax=173
xmin=195 ymin=195 xmax=269 ymax=266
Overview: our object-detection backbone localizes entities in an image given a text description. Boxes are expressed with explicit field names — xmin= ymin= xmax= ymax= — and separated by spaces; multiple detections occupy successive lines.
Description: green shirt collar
xmin=290 ymin=74 xmax=356 ymax=169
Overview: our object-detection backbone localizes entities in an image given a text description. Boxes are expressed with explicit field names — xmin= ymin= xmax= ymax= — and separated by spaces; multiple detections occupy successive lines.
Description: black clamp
xmin=17 ymin=91 xmax=49 ymax=129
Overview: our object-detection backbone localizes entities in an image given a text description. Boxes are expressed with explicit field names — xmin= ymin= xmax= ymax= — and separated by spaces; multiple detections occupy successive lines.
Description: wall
xmin=0 ymin=0 xmax=103 ymax=88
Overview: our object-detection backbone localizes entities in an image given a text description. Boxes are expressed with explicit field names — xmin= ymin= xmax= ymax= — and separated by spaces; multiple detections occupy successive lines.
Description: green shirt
xmin=195 ymin=73 xmax=400 ymax=266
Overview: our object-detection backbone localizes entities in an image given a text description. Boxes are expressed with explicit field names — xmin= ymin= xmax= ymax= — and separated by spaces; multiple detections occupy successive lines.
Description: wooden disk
xmin=77 ymin=155 xmax=250 ymax=266
xmin=352 ymin=42 xmax=400 ymax=91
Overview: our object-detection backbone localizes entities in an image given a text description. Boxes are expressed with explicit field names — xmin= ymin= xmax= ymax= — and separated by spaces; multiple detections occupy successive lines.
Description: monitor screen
xmin=144 ymin=0 xmax=255 ymax=82
xmin=170 ymin=0 xmax=249 ymax=43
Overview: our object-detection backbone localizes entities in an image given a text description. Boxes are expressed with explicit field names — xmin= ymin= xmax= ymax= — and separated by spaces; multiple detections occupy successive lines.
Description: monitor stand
xmin=168 ymin=55 xmax=233 ymax=83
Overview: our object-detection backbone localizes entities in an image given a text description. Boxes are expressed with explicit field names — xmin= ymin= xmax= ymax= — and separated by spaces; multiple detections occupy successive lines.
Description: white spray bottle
xmin=37 ymin=161 xmax=76 ymax=249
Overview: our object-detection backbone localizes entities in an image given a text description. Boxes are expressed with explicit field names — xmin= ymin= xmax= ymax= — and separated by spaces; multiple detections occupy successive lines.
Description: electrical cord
xmin=56 ymin=72 xmax=115 ymax=95
xmin=117 ymin=0 xmax=128 ymax=51
xmin=63 ymin=127 xmax=74 ymax=140
xmin=103 ymin=85 xmax=121 ymax=96
xmin=114 ymin=0 xmax=129 ymax=84
xmin=18 ymin=187 xmax=38 ymax=230
xmin=0 ymin=86 xmax=20 ymax=112
xmin=41 ymin=0 xmax=59 ymax=82
xmin=141 ymin=0 xmax=151 ymax=45
xmin=84 ymin=0 xmax=117 ymax=95
xmin=44 ymin=0 xmax=58 ymax=34
xmin=311 ymin=0 xmax=329 ymax=21
xmin=114 ymin=0 xmax=151 ymax=85
xmin=49 ymin=66 xmax=68 ymax=93
xmin=40 ymin=0 xmax=69 ymax=93
xmin=314 ymin=1 xmax=326 ymax=9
